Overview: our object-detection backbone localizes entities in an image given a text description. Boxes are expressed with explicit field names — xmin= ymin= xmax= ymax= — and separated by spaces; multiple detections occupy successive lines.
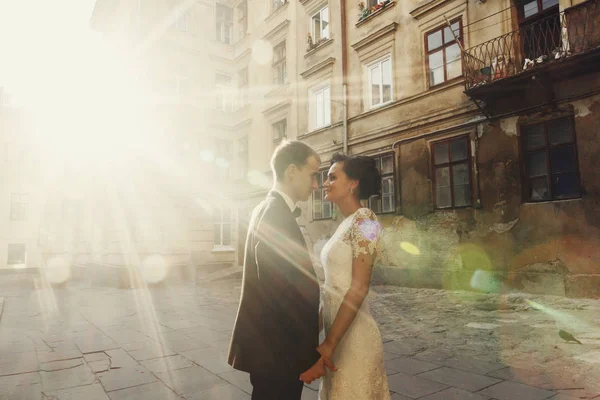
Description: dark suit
xmin=228 ymin=191 xmax=321 ymax=400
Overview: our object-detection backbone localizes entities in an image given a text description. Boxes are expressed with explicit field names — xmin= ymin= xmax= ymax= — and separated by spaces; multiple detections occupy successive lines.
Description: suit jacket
xmin=228 ymin=191 xmax=321 ymax=378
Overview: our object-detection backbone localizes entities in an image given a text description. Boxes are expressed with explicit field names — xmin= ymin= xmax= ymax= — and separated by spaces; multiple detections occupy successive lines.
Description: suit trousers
xmin=250 ymin=373 xmax=305 ymax=400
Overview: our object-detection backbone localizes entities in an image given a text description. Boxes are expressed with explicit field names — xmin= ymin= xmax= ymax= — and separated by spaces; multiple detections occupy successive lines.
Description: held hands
xmin=299 ymin=342 xmax=338 ymax=384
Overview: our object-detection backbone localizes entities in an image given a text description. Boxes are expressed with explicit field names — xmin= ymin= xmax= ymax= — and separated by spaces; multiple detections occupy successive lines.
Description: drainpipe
xmin=340 ymin=0 xmax=349 ymax=154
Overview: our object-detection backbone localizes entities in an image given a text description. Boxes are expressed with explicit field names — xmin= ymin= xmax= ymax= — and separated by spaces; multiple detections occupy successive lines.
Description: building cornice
xmin=300 ymin=57 xmax=336 ymax=79
xmin=262 ymin=99 xmax=292 ymax=117
xmin=351 ymin=22 xmax=398 ymax=52
xmin=409 ymin=0 xmax=452 ymax=20
xmin=262 ymin=19 xmax=291 ymax=41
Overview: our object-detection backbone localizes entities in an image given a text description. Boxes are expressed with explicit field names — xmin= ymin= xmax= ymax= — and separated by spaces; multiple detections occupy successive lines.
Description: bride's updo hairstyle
xmin=330 ymin=153 xmax=382 ymax=200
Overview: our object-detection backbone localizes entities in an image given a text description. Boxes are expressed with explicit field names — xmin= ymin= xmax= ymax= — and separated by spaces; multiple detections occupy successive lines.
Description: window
xmin=426 ymin=19 xmax=463 ymax=87
xmin=273 ymin=119 xmax=287 ymax=143
xmin=432 ymin=136 xmax=471 ymax=208
xmin=216 ymin=73 xmax=233 ymax=111
xmin=238 ymin=136 xmax=248 ymax=179
xmin=7 ymin=243 xmax=26 ymax=266
xmin=521 ymin=116 xmax=580 ymax=202
xmin=273 ymin=42 xmax=287 ymax=85
xmin=368 ymin=57 xmax=392 ymax=108
xmin=213 ymin=207 xmax=232 ymax=248
xmin=273 ymin=0 xmax=287 ymax=12
xmin=518 ymin=0 xmax=560 ymax=60
xmin=367 ymin=0 xmax=387 ymax=7
xmin=237 ymin=68 xmax=248 ymax=108
xmin=174 ymin=10 xmax=189 ymax=31
xmin=311 ymin=85 xmax=331 ymax=129
xmin=216 ymin=4 xmax=233 ymax=44
xmin=313 ymin=170 xmax=332 ymax=220
xmin=311 ymin=6 xmax=330 ymax=42
xmin=237 ymin=0 xmax=248 ymax=40
xmin=215 ymin=138 xmax=232 ymax=179
xmin=369 ymin=154 xmax=395 ymax=213
xmin=10 ymin=193 xmax=28 ymax=221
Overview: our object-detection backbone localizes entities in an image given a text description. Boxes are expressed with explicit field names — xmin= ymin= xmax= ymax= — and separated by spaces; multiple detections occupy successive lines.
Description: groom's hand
xmin=299 ymin=357 xmax=327 ymax=384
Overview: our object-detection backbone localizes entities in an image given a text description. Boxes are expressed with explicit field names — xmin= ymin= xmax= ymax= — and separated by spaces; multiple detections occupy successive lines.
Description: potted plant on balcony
xmin=358 ymin=2 xmax=370 ymax=21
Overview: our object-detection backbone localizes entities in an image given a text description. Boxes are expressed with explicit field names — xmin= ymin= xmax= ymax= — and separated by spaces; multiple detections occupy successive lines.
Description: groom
xmin=228 ymin=140 xmax=334 ymax=400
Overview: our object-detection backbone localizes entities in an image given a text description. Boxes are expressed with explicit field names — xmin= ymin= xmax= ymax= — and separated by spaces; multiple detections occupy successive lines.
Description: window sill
xmin=356 ymin=1 xmax=396 ymax=27
xmin=368 ymin=100 xmax=394 ymax=111
xmin=305 ymin=38 xmax=334 ymax=58
xmin=212 ymin=246 xmax=235 ymax=253
xmin=523 ymin=197 xmax=582 ymax=205
xmin=428 ymin=76 xmax=465 ymax=91
xmin=313 ymin=217 xmax=333 ymax=221
xmin=298 ymin=121 xmax=342 ymax=139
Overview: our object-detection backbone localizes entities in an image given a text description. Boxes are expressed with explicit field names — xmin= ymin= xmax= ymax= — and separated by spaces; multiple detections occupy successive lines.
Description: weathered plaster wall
xmin=307 ymin=95 xmax=600 ymax=298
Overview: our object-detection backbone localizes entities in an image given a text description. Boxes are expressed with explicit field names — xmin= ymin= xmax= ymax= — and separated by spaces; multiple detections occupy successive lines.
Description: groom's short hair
xmin=271 ymin=140 xmax=320 ymax=182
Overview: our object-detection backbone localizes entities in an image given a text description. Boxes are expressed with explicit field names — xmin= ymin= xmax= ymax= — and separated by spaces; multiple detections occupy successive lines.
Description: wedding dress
xmin=317 ymin=208 xmax=390 ymax=400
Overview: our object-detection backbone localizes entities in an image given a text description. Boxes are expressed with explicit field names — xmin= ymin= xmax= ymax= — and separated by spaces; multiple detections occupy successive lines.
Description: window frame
xmin=215 ymin=72 xmax=233 ymax=111
xmin=424 ymin=17 xmax=464 ymax=88
xmin=431 ymin=135 xmax=473 ymax=209
xmin=272 ymin=41 xmax=287 ymax=85
xmin=368 ymin=153 xmax=396 ymax=214
xmin=273 ymin=0 xmax=287 ymax=12
xmin=216 ymin=4 xmax=233 ymax=44
xmin=10 ymin=193 xmax=28 ymax=222
xmin=311 ymin=6 xmax=330 ymax=42
xmin=272 ymin=119 xmax=287 ymax=143
xmin=367 ymin=55 xmax=393 ymax=109
xmin=213 ymin=207 xmax=233 ymax=250
xmin=312 ymin=169 xmax=333 ymax=220
xmin=518 ymin=0 xmax=560 ymax=22
xmin=310 ymin=84 xmax=331 ymax=130
xmin=519 ymin=116 xmax=581 ymax=203
xmin=367 ymin=0 xmax=387 ymax=7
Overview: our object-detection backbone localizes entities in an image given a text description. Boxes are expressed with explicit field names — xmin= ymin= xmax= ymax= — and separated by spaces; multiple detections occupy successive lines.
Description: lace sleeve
xmin=350 ymin=208 xmax=381 ymax=259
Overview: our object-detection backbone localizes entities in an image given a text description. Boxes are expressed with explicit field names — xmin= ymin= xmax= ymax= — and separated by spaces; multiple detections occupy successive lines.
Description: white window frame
xmin=272 ymin=41 xmax=287 ymax=85
xmin=368 ymin=154 xmax=396 ymax=214
xmin=367 ymin=55 xmax=393 ymax=109
xmin=312 ymin=170 xmax=332 ymax=220
xmin=311 ymin=6 xmax=330 ymax=42
xmin=216 ymin=4 xmax=233 ymax=44
xmin=310 ymin=84 xmax=331 ymax=130
xmin=10 ymin=193 xmax=28 ymax=222
xmin=216 ymin=73 xmax=233 ymax=111
xmin=7 ymin=243 xmax=27 ymax=266
xmin=213 ymin=207 xmax=233 ymax=250
xmin=174 ymin=10 xmax=189 ymax=32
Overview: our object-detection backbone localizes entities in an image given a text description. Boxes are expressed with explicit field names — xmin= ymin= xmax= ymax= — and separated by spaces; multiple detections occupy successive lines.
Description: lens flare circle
xmin=400 ymin=242 xmax=420 ymax=255
xmin=44 ymin=256 xmax=71 ymax=285
xmin=140 ymin=254 xmax=168 ymax=284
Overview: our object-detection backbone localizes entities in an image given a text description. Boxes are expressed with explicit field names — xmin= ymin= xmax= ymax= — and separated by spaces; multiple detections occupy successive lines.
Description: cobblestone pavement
xmin=1 ymin=275 xmax=599 ymax=399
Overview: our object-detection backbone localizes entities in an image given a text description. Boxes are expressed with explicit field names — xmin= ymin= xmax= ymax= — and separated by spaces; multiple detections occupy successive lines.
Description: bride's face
xmin=323 ymin=162 xmax=357 ymax=203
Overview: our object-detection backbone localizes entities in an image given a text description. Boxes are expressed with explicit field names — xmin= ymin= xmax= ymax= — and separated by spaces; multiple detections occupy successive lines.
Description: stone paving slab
xmin=218 ymin=370 xmax=253 ymax=394
xmin=140 ymin=354 xmax=195 ymax=373
xmin=97 ymin=365 xmax=157 ymax=392
xmin=187 ymin=383 xmax=252 ymax=400
xmin=391 ymin=393 xmax=414 ymax=400
xmin=39 ymin=359 xmax=96 ymax=391
xmin=107 ymin=381 xmax=180 ymax=400
xmin=440 ymin=355 xmax=507 ymax=375
xmin=417 ymin=366 xmax=501 ymax=392
xmin=387 ymin=372 xmax=449 ymax=398
xmin=420 ymin=387 xmax=491 ymax=400
xmin=181 ymin=347 xmax=235 ymax=374
xmin=477 ymin=381 xmax=556 ymax=400
xmin=155 ymin=366 xmax=228 ymax=396
xmin=385 ymin=357 xmax=441 ymax=376
xmin=45 ymin=382 xmax=110 ymax=400
xmin=0 ymin=382 xmax=43 ymax=400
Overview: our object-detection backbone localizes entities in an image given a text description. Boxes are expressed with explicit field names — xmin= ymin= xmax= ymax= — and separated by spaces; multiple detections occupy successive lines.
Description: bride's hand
xmin=317 ymin=341 xmax=337 ymax=371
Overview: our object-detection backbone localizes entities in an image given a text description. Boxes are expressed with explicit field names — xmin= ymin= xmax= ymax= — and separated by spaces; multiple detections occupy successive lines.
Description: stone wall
xmin=307 ymin=95 xmax=600 ymax=298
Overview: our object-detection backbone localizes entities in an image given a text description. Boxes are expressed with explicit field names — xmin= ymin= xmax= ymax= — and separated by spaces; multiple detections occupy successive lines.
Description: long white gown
xmin=318 ymin=208 xmax=390 ymax=400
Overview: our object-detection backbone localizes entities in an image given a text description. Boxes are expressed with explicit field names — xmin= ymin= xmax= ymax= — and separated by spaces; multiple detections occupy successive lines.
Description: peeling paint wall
xmin=306 ymin=95 xmax=600 ymax=298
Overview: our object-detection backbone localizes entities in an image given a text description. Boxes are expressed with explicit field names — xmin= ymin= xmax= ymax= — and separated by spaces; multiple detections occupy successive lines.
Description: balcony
xmin=462 ymin=0 xmax=600 ymax=111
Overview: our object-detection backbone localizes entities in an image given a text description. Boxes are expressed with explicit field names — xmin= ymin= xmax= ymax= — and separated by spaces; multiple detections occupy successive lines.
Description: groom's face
xmin=290 ymin=155 xmax=320 ymax=202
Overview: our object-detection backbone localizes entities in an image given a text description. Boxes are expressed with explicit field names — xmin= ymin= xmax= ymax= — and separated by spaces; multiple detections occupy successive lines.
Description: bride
xmin=305 ymin=153 xmax=390 ymax=400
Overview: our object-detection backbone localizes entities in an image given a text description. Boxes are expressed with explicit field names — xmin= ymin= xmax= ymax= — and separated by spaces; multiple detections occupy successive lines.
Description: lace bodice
xmin=320 ymin=208 xmax=380 ymax=292
xmin=318 ymin=207 xmax=389 ymax=400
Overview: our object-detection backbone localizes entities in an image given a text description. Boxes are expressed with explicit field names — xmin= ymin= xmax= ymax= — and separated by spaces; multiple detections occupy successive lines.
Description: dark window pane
xmin=370 ymin=197 xmax=382 ymax=213
xmin=552 ymin=172 xmax=580 ymax=199
xmin=323 ymin=201 xmax=332 ymax=218
xmin=450 ymin=138 xmax=468 ymax=161
xmin=550 ymin=145 xmax=577 ymax=174
xmin=523 ymin=0 xmax=539 ymax=18
xmin=523 ymin=124 xmax=546 ymax=149
xmin=453 ymin=184 xmax=471 ymax=207
xmin=436 ymin=186 xmax=452 ymax=208
xmin=434 ymin=142 xmax=449 ymax=165
xmin=427 ymin=30 xmax=443 ymax=50
xmin=547 ymin=118 xmax=573 ymax=145
xmin=436 ymin=166 xmax=450 ymax=187
xmin=382 ymin=176 xmax=394 ymax=195
xmin=542 ymin=0 xmax=559 ymax=10
xmin=452 ymin=163 xmax=469 ymax=185
xmin=381 ymin=155 xmax=393 ymax=174
xmin=526 ymin=151 xmax=548 ymax=178
xmin=529 ymin=176 xmax=550 ymax=201
xmin=383 ymin=194 xmax=394 ymax=212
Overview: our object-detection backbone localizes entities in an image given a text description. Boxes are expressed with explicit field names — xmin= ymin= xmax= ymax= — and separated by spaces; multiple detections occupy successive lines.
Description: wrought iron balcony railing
xmin=463 ymin=0 xmax=600 ymax=91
